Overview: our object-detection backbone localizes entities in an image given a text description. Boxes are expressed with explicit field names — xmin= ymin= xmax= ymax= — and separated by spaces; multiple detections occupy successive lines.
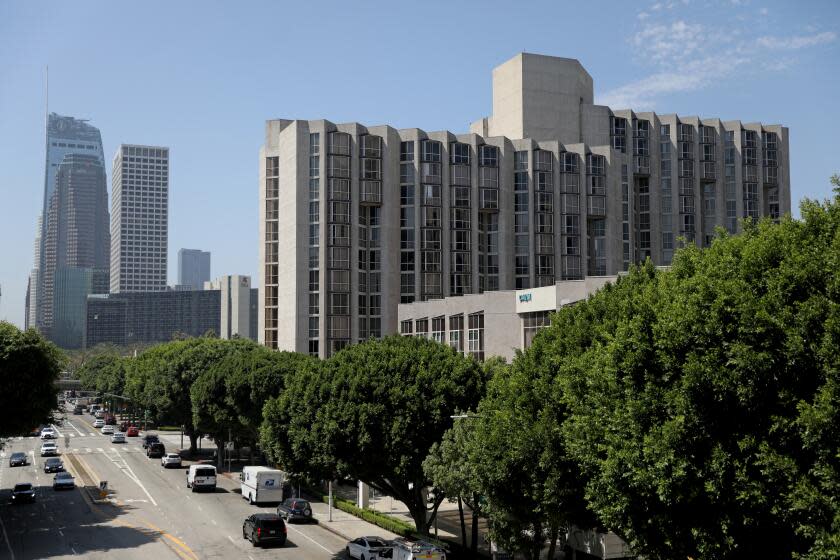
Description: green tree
xmin=261 ymin=335 xmax=485 ymax=532
xmin=76 ymin=351 xmax=127 ymax=395
xmin=424 ymin=414 xmax=485 ymax=555
xmin=0 ymin=323 xmax=63 ymax=437
xmin=525 ymin=176 xmax=840 ymax=559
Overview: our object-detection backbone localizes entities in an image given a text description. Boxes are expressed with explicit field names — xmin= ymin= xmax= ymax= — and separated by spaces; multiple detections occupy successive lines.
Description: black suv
xmin=11 ymin=483 xmax=35 ymax=504
xmin=242 ymin=513 xmax=286 ymax=547
xmin=9 ymin=452 xmax=27 ymax=467
xmin=146 ymin=442 xmax=165 ymax=458
xmin=142 ymin=434 xmax=160 ymax=449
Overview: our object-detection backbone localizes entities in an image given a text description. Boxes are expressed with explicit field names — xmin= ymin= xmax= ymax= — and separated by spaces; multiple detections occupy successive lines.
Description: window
xmin=329 ymin=178 xmax=350 ymax=201
xmin=480 ymin=188 xmax=498 ymax=210
xmin=561 ymin=152 xmax=579 ymax=174
xmin=523 ymin=311 xmax=551 ymax=349
xmin=329 ymin=246 xmax=349 ymax=269
xmin=449 ymin=315 xmax=464 ymax=352
xmin=329 ymin=132 xmax=351 ymax=155
xmin=423 ymin=184 xmax=441 ymax=206
xmin=400 ymin=163 xmax=415 ymax=184
xmin=451 ymin=165 xmax=470 ymax=186
xmin=400 ymin=320 xmax=413 ymax=335
xmin=422 ymin=162 xmax=442 ymax=184
xmin=360 ymin=135 xmax=382 ymax=158
xmin=400 ymin=141 xmax=414 ymax=162
xmin=431 ymin=316 xmax=445 ymax=343
xmin=479 ymin=167 xmax=499 ymax=189
xmin=467 ymin=312 xmax=484 ymax=361
xmin=329 ymin=201 xmax=350 ymax=224
xmin=452 ymin=186 xmax=470 ymax=208
xmin=330 ymin=293 xmax=349 ymax=315
xmin=310 ymin=133 xmax=320 ymax=155
xmin=450 ymin=143 xmax=470 ymax=165
xmin=361 ymin=158 xmax=381 ymax=180
xmin=480 ymin=145 xmax=498 ymax=167
xmin=534 ymin=150 xmax=552 ymax=171
xmin=328 ymin=155 xmax=350 ymax=178
xmin=515 ymin=151 xmax=528 ymax=171
xmin=421 ymin=140 xmax=441 ymax=162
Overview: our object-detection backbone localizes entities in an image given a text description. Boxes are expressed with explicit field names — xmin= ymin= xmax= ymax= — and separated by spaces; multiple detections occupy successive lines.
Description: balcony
xmin=634 ymin=156 xmax=650 ymax=175
xmin=360 ymin=181 xmax=382 ymax=205
xmin=587 ymin=196 xmax=606 ymax=216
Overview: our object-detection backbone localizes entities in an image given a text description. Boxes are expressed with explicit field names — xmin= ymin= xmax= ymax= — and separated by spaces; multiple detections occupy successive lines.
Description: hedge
xmin=322 ymin=495 xmax=416 ymax=537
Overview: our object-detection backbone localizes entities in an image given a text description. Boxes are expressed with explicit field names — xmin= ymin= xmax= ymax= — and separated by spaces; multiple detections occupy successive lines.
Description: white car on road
xmin=40 ymin=441 xmax=58 ymax=457
xmin=40 ymin=427 xmax=56 ymax=439
xmin=101 ymin=425 xmax=115 ymax=435
xmin=346 ymin=537 xmax=393 ymax=560
xmin=161 ymin=453 xmax=182 ymax=468
xmin=92 ymin=419 xmax=105 ymax=428
xmin=111 ymin=432 xmax=126 ymax=443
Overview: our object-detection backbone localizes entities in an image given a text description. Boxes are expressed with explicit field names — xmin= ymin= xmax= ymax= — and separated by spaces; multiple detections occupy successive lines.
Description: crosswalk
xmin=26 ymin=432 xmax=142 ymax=439
xmin=68 ymin=446 xmax=146 ymax=454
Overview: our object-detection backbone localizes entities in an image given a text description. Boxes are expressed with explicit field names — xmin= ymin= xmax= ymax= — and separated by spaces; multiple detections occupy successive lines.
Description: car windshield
xmin=46 ymin=458 xmax=61 ymax=464
xmin=14 ymin=484 xmax=32 ymax=491
xmin=43 ymin=443 xmax=56 ymax=447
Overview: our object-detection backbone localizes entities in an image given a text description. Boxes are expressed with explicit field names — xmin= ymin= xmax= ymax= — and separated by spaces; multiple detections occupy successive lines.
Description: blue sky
xmin=1 ymin=0 xmax=838 ymax=327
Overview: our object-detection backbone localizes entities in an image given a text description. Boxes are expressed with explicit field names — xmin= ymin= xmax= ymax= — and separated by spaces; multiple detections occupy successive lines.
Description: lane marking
xmin=51 ymin=424 xmax=63 ymax=438
xmin=227 ymin=535 xmax=236 ymax=545
xmin=65 ymin=420 xmax=85 ymax=437
xmin=108 ymin=447 xmax=158 ymax=507
xmin=286 ymin=523 xmax=334 ymax=553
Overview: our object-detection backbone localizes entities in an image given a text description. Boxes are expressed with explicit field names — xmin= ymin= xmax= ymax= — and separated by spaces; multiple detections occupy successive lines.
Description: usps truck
xmin=240 ymin=466 xmax=285 ymax=505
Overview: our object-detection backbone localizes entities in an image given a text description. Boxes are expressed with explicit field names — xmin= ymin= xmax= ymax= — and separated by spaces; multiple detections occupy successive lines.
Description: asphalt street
xmin=0 ymin=410 xmax=351 ymax=559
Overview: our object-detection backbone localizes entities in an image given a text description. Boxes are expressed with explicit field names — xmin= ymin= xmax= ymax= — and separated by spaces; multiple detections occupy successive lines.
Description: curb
xmin=310 ymin=517 xmax=352 ymax=542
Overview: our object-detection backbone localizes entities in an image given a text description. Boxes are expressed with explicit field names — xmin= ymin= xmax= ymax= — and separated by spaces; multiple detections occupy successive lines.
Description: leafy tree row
xmin=423 ymin=177 xmax=840 ymax=559
xmin=0 ymin=322 xmax=63 ymax=440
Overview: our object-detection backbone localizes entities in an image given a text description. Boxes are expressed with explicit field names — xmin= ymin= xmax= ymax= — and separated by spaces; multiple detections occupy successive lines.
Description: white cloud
xmin=756 ymin=31 xmax=836 ymax=50
xmin=597 ymin=11 xmax=837 ymax=109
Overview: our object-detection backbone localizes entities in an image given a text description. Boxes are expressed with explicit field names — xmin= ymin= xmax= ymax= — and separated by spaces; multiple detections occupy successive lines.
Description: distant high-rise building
xmin=40 ymin=153 xmax=110 ymax=347
xmin=178 ymin=249 xmax=211 ymax=290
xmin=33 ymin=113 xmax=106 ymax=332
xmin=204 ymin=275 xmax=257 ymax=340
xmin=110 ymin=145 xmax=169 ymax=293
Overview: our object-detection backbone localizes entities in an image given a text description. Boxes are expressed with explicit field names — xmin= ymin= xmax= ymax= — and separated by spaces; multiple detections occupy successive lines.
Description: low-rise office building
xmin=204 ymin=275 xmax=258 ymax=340
xmin=398 ymin=276 xmax=616 ymax=361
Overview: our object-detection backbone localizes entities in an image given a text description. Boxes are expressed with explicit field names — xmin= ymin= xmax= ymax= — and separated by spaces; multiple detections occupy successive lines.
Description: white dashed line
xmin=227 ymin=535 xmax=236 ymax=545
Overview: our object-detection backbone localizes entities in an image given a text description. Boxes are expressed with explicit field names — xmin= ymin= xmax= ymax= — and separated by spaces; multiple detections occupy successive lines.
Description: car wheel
xmin=251 ymin=536 xmax=259 ymax=547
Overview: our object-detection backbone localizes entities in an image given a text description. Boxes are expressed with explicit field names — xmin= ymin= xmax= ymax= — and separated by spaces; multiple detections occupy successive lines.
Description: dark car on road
xmin=9 ymin=452 xmax=27 ymax=467
xmin=146 ymin=442 xmax=165 ymax=458
xmin=142 ymin=434 xmax=160 ymax=449
xmin=53 ymin=472 xmax=75 ymax=490
xmin=104 ymin=414 xmax=117 ymax=426
xmin=11 ymin=483 xmax=35 ymax=504
xmin=242 ymin=513 xmax=286 ymax=547
xmin=44 ymin=457 xmax=64 ymax=473
xmin=276 ymin=498 xmax=313 ymax=523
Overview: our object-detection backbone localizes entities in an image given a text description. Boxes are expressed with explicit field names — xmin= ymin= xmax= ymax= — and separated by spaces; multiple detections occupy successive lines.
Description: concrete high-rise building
xmin=25 ymin=217 xmax=42 ymax=330
xmin=178 ymin=249 xmax=211 ymax=289
xmin=32 ymin=113 xmax=106 ymax=332
xmin=204 ymin=274 xmax=258 ymax=340
xmin=110 ymin=145 xmax=169 ymax=293
xmin=40 ymin=153 xmax=110 ymax=347
xmin=259 ymin=52 xmax=791 ymax=358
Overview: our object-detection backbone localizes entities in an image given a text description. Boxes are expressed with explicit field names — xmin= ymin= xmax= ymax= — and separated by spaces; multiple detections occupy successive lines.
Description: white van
xmin=186 ymin=464 xmax=217 ymax=492
xmin=240 ymin=466 xmax=285 ymax=505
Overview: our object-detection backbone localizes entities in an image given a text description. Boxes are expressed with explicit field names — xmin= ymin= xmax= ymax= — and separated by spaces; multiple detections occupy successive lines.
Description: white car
xmin=346 ymin=537 xmax=393 ymax=560
xmin=94 ymin=411 xmax=104 ymax=419
xmin=101 ymin=425 xmax=115 ymax=435
xmin=40 ymin=427 xmax=56 ymax=440
xmin=111 ymin=432 xmax=126 ymax=443
xmin=92 ymin=419 xmax=105 ymax=428
xmin=40 ymin=442 xmax=58 ymax=456
xmin=161 ymin=453 xmax=182 ymax=468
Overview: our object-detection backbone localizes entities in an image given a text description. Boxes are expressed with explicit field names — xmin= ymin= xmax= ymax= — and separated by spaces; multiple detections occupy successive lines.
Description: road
xmin=0 ymin=410 xmax=349 ymax=559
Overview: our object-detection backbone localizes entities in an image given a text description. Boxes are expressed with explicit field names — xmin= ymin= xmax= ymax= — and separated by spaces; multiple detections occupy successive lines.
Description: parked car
xmin=53 ymin=472 xmax=75 ymax=490
xmin=9 ymin=452 xmax=27 ymax=467
xmin=44 ymin=457 xmax=64 ymax=473
xmin=142 ymin=434 xmax=160 ymax=449
xmin=101 ymin=425 xmax=115 ymax=435
xmin=40 ymin=427 xmax=56 ymax=440
xmin=147 ymin=442 xmax=165 ymax=458
xmin=40 ymin=441 xmax=58 ymax=457
xmin=11 ymin=483 xmax=35 ymax=504
xmin=111 ymin=432 xmax=126 ymax=444
xmin=161 ymin=453 xmax=181 ymax=468
xmin=346 ymin=537 xmax=394 ymax=560
xmin=242 ymin=513 xmax=286 ymax=547
xmin=126 ymin=426 xmax=140 ymax=437
xmin=93 ymin=419 xmax=105 ymax=428
xmin=277 ymin=498 xmax=313 ymax=523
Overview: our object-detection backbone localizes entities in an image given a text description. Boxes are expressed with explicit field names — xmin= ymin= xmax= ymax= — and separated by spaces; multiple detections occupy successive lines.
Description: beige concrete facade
xmin=260 ymin=53 xmax=790 ymax=357
xmin=398 ymin=277 xmax=618 ymax=361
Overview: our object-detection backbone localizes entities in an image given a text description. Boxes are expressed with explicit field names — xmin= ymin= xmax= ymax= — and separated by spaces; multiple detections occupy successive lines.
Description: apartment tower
xmin=110 ymin=145 xmax=170 ymax=293
xmin=260 ymin=53 xmax=790 ymax=358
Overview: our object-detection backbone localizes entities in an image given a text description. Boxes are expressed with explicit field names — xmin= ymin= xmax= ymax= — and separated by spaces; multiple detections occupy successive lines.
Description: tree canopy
xmin=261 ymin=335 xmax=486 ymax=532
xmin=0 ymin=322 xmax=62 ymax=437
xmin=509 ymin=177 xmax=840 ymax=559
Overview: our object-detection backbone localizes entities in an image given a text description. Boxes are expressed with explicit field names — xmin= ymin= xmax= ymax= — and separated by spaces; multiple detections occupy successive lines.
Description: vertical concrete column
xmin=358 ymin=480 xmax=369 ymax=509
